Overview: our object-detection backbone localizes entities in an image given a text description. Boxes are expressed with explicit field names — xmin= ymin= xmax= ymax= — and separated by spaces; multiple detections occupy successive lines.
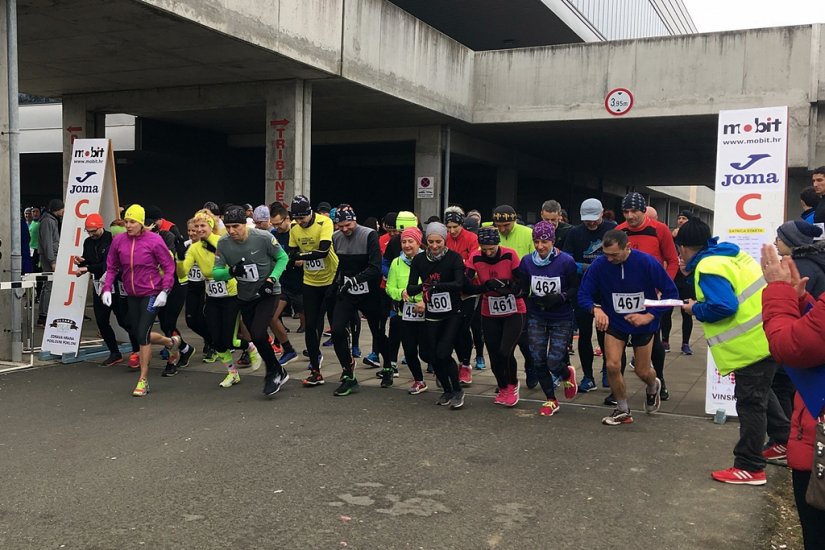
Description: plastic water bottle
xmin=713 ymin=408 xmax=727 ymax=425
xmin=147 ymin=295 xmax=157 ymax=313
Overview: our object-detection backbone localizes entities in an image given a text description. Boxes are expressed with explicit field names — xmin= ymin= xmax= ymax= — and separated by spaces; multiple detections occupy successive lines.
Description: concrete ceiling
xmin=387 ymin=0 xmax=584 ymax=50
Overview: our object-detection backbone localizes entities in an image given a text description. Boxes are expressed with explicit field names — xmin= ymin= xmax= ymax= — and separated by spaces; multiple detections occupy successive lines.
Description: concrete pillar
xmin=496 ymin=167 xmax=518 ymax=208
xmin=265 ymin=80 xmax=311 ymax=208
xmin=61 ymin=96 xmax=104 ymax=196
xmin=0 ymin=0 xmax=13 ymax=360
xmin=414 ymin=126 xmax=443 ymax=222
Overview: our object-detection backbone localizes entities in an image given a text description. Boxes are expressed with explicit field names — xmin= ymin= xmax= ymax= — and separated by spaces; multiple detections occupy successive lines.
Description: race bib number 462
xmin=530 ymin=276 xmax=560 ymax=297
xmin=612 ymin=292 xmax=645 ymax=314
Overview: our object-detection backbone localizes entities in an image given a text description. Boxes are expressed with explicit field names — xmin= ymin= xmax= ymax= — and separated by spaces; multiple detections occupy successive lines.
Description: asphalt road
xmin=0 ymin=364 xmax=777 ymax=549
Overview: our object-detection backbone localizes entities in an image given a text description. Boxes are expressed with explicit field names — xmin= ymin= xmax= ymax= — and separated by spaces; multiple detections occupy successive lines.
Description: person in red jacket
xmin=760 ymin=243 xmax=825 ymax=549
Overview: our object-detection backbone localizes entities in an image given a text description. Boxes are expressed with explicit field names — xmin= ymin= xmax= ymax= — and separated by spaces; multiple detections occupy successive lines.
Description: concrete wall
xmin=139 ymin=0 xmax=344 ymax=75
xmin=341 ymin=0 xmax=474 ymax=120
xmin=1 ymin=0 xmax=14 ymax=360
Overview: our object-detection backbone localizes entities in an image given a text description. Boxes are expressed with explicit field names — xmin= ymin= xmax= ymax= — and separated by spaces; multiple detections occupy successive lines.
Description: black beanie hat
xmin=47 ymin=198 xmax=64 ymax=212
xmin=675 ymin=219 xmax=712 ymax=247
xmin=492 ymin=205 xmax=517 ymax=222
xmin=777 ymin=220 xmax=823 ymax=248
xmin=290 ymin=195 xmax=312 ymax=218
xmin=223 ymin=206 xmax=247 ymax=225
xmin=621 ymin=192 xmax=647 ymax=213
xmin=383 ymin=212 xmax=398 ymax=228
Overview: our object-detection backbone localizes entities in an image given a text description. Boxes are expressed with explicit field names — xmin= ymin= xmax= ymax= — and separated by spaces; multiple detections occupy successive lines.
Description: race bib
xmin=304 ymin=258 xmax=325 ymax=272
xmin=530 ymin=276 xmax=561 ymax=297
xmin=402 ymin=302 xmax=425 ymax=322
xmin=428 ymin=292 xmax=452 ymax=313
xmin=188 ymin=265 xmax=204 ymax=282
xmin=117 ymin=281 xmax=126 ymax=296
xmin=488 ymin=294 xmax=517 ymax=316
xmin=237 ymin=264 xmax=260 ymax=282
xmin=348 ymin=280 xmax=369 ymax=295
xmin=205 ymin=280 xmax=229 ymax=297
xmin=92 ymin=279 xmax=102 ymax=295
xmin=612 ymin=292 xmax=645 ymax=314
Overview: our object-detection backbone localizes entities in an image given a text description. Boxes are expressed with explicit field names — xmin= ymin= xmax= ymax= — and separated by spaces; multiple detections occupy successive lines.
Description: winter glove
xmin=154 ymin=290 xmax=169 ymax=309
xmin=101 ymin=291 xmax=112 ymax=307
xmin=258 ymin=279 xmax=277 ymax=297
xmin=484 ymin=279 xmax=507 ymax=292
xmin=229 ymin=261 xmax=247 ymax=278
xmin=538 ymin=293 xmax=564 ymax=310
xmin=341 ymin=276 xmax=357 ymax=292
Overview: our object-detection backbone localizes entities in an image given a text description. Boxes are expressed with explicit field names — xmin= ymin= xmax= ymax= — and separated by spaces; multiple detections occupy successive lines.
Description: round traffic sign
xmin=605 ymin=88 xmax=634 ymax=116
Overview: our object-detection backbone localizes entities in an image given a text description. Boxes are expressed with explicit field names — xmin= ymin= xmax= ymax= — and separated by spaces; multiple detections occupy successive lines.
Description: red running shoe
xmin=128 ymin=352 xmax=140 ymax=369
xmin=711 ymin=467 xmax=766 ymax=485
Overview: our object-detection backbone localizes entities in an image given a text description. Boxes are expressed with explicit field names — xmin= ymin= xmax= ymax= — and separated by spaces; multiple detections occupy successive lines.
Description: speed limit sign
xmin=605 ymin=88 xmax=634 ymax=116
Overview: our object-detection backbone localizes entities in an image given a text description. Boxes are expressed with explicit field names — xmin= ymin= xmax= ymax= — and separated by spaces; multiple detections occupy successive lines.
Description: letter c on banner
xmin=75 ymin=199 xmax=90 ymax=219
xmin=735 ymin=193 xmax=761 ymax=221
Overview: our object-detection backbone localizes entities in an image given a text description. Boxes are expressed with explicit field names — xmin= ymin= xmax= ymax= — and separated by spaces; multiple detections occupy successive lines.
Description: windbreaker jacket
xmin=103 ymin=229 xmax=175 ymax=297
xmin=762 ymin=281 xmax=825 ymax=472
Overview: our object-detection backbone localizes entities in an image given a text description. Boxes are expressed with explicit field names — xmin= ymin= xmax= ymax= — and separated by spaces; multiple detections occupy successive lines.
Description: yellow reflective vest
xmin=694 ymin=250 xmax=770 ymax=375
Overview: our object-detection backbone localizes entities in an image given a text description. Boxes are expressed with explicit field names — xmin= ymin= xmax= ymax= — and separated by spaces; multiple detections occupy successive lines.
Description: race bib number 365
xmin=612 ymin=292 xmax=645 ymax=314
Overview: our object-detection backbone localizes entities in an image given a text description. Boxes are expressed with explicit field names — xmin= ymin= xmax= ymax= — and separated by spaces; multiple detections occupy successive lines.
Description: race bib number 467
xmin=612 ymin=292 xmax=645 ymax=314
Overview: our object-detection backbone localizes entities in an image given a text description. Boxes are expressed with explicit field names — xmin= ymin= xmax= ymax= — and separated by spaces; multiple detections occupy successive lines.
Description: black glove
xmin=202 ymin=240 xmax=217 ymax=254
xmin=229 ymin=261 xmax=246 ymax=277
xmin=430 ymin=283 xmax=450 ymax=294
xmin=258 ymin=279 xmax=277 ymax=297
xmin=341 ymin=276 xmax=357 ymax=292
xmin=538 ymin=293 xmax=564 ymax=310
xmin=484 ymin=279 xmax=507 ymax=292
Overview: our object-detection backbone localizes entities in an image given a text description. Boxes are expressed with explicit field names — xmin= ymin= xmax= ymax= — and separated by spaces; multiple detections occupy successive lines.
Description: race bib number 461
xmin=488 ymin=294 xmax=517 ymax=316
xmin=612 ymin=292 xmax=645 ymax=314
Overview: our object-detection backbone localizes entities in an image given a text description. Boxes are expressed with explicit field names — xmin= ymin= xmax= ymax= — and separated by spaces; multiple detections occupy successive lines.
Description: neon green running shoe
xmin=132 ymin=378 xmax=149 ymax=397
xmin=248 ymin=348 xmax=262 ymax=372
xmin=219 ymin=371 xmax=241 ymax=388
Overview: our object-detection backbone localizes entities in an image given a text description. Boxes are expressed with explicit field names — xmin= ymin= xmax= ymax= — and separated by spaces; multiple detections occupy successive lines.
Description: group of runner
xmin=83 ymin=192 xmax=690 ymax=425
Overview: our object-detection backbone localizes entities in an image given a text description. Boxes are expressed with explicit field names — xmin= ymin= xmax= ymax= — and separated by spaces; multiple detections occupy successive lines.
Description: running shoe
xmin=219 ymin=371 xmax=240 ymax=388
xmin=762 ymin=442 xmax=788 ymax=465
xmin=711 ymin=467 xmax=766 ymax=485
xmin=426 ymin=364 xmax=434 ymax=374
xmin=160 ymin=347 xmax=169 ymax=361
xmin=303 ymin=369 xmax=325 ymax=386
xmin=279 ymin=370 xmax=290 ymax=385
xmin=662 ymin=341 xmax=671 ymax=352
xmin=128 ymin=352 xmax=140 ymax=369
xmin=202 ymin=347 xmax=218 ymax=363
xmin=162 ymin=363 xmax=178 ymax=377
xmin=578 ymin=377 xmax=597 ymax=393
xmin=408 ymin=381 xmax=427 ymax=395
xmin=449 ymin=390 xmax=465 ymax=409
xmin=177 ymin=345 xmax=195 ymax=368
xmin=323 ymin=328 xmax=332 ymax=337
xmin=272 ymin=342 xmax=283 ymax=355
xmin=351 ymin=346 xmax=362 ymax=358
xmin=296 ymin=326 xmax=305 ymax=333
xmin=436 ymin=391 xmax=452 ymax=406
xmin=502 ymin=384 xmax=519 ymax=407
xmin=645 ymin=378 xmax=662 ymax=413
xmin=375 ymin=366 xmax=399 ymax=378
xmin=458 ymin=364 xmax=473 ymax=386
xmin=400 ymin=356 xmax=407 ymax=365
xmin=263 ymin=374 xmax=283 ymax=397
xmin=539 ymin=399 xmax=560 ymax=417
xmin=660 ymin=380 xmax=670 ymax=402
xmin=474 ymin=357 xmax=486 ymax=370
xmin=604 ymin=393 xmax=617 ymax=406
xmin=247 ymin=348 xmax=262 ymax=372
xmin=279 ymin=350 xmax=298 ymax=366
xmin=132 ymin=378 xmax=149 ymax=397
xmin=629 ymin=358 xmax=636 ymax=370
xmin=493 ymin=387 xmax=508 ymax=405
xmin=237 ymin=350 xmax=251 ymax=367
xmin=379 ymin=368 xmax=394 ymax=388
xmin=594 ymin=347 xmax=603 ymax=357
xmin=363 ymin=352 xmax=381 ymax=368
xmin=101 ymin=353 xmax=123 ymax=367
xmin=562 ymin=365 xmax=578 ymax=400
xmin=322 ymin=338 xmax=334 ymax=347
xmin=601 ymin=368 xmax=609 ymax=388
xmin=333 ymin=376 xmax=359 ymax=396
xmin=602 ymin=409 xmax=633 ymax=426
xmin=681 ymin=343 xmax=693 ymax=355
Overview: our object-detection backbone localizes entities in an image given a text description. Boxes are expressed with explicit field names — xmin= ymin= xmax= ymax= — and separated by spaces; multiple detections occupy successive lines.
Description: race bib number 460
xmin=530 ymin=276 xmax=560 ymax=297
xmin=612 ymin=292 xmax=645 ymax=314
xmin=488 ymin=294 xmax=517 ymax=316
xmin=428 ymin=292 xmax=452 ymax=313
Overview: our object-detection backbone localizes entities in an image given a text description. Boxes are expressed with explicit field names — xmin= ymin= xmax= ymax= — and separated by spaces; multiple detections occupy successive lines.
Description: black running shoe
xmin=333 ymin=376 xmax=359 ymax=396
xmin=162 ymin=363 xmax=178 ymax=377
xmin=436 ymin=392 xmax=452 ymax=406
xmin=176 ymin=345 xmax=195 ymax=368
xmin=101 ymin=353 xmax=123 ymax=367
xmin=263 ymin=374 xmax=282 ymax=397
xmin=645 ymin=378 xmax=662 ymax=413
xmin=660 ymin=379 xmax=670 ymax=401
xmin=603 ymin=393 xmax=617 ymax=406
xmin=303 ymin=369 xmax=325 ymax=387
xmin=379 ymin=368 xmax=394 ymax=388
xmin=449 ymin=390 xmax=465 ymax=409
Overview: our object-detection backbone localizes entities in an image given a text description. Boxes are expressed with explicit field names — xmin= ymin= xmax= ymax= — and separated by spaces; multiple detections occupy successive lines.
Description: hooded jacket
xmin=684 ymin=238 xmax=743 ymax=324
xmin=103 ymin=229 xmax=175 ymax=297
xmin=790 ymin=241 xmax=825 ymax=298
xmin=38 ymin=210 xmax=61 ymax=268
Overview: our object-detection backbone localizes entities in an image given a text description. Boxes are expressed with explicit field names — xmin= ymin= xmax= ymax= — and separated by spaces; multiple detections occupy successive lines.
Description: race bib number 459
xmin=612 ymin=292 xmax=645 ymax=314
xmin=402 ymin=302 xmax=425 ymax=322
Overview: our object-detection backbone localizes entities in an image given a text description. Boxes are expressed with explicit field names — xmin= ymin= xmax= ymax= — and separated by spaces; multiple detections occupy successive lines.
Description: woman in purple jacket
xmin=518 ymin=221 xmax=580 ymax=416
xmin=101 ymin=204 xmax=181 ymax=397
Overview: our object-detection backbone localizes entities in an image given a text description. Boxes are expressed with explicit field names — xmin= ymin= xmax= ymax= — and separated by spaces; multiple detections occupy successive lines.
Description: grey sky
xmin=683 ymin=0 xmax=825 ymax=32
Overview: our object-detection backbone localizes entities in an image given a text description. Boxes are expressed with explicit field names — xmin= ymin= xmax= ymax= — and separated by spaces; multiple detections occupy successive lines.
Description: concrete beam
xmin=0 ymin=0 xmax=13 ymax=360
xmin=414 ymin=126 xmax=443 ymax=221
xmin=265 ymin=80 xmax=311 ymax=208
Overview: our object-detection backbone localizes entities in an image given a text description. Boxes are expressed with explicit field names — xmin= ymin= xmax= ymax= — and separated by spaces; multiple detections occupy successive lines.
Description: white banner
xmin=41 ymin=139 xmax=120 ymax=355
xmin=705 ymin=106 xmax=788 ymax=416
